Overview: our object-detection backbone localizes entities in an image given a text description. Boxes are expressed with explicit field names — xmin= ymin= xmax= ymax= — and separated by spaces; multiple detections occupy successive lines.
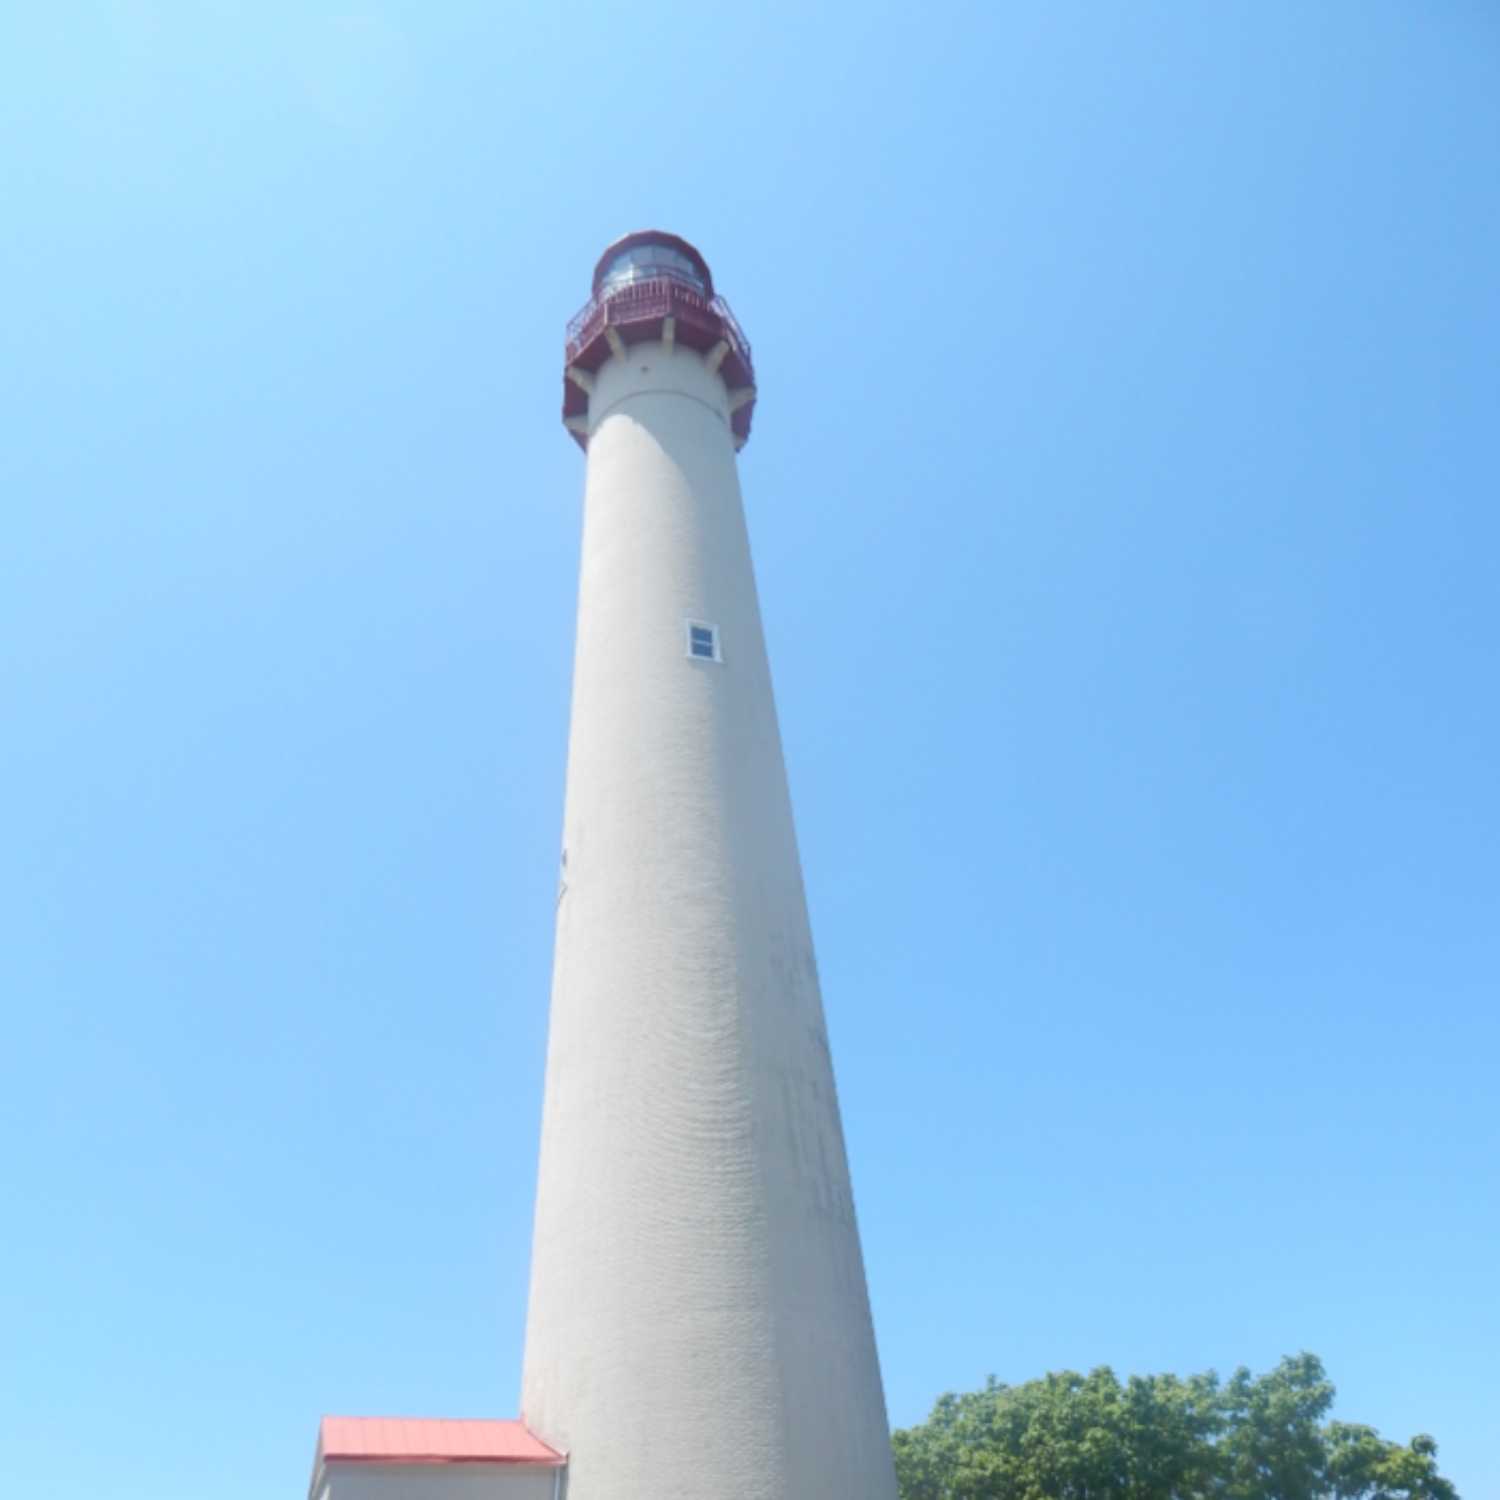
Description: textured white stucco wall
xmin=521 ymin=342 xmax=898 ymax=1500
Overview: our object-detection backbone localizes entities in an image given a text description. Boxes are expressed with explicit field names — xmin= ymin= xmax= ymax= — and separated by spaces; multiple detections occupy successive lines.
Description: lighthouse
xmin=520 ymin=233 xmax=898 ymax=1500
xmin=305 ymin=233 xmax=896 ymax=1500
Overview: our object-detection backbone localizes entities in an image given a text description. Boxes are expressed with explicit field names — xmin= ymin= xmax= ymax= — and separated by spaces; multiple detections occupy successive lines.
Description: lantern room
xmin=562 ymin=231 xmax=756 ymax=450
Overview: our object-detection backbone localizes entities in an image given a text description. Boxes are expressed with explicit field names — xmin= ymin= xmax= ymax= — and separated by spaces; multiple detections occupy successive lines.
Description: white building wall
xmin=522 ymin=342 xmax=897 ymax=1500
xmin=315 ymin=1464 xmax=558 ymax=1500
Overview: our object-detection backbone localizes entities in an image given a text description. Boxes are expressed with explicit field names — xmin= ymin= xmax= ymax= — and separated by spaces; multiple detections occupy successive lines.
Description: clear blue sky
xmin=3 ymin=3 xmax=1496 ymax=1497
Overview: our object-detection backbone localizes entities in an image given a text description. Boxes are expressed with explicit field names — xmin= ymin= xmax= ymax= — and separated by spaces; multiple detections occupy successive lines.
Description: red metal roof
xmin=320 ymin=1417 xmax=564 ymax=1466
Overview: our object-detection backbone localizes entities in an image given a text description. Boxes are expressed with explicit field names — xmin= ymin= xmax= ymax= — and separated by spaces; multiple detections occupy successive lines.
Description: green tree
xmin=1323 ymin=1424 xmax=1457 ymax=1500
xmin=1217 ymin=1352 xmax=1332 ymax=1500
xmin=891 ymin=1354 xmax=1457 ymax=1500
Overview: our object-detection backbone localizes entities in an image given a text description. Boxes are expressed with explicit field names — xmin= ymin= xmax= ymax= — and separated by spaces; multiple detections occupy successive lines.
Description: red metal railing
xmin=564 ymin=277 xmax=753 ymax=375
xmin=710 ymin=297 xmax=751 ymax=365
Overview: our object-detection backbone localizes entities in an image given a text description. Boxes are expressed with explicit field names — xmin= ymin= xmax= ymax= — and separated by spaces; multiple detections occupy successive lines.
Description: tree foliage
xmin=891 ymin=1354 xmax=1457 ymax=1500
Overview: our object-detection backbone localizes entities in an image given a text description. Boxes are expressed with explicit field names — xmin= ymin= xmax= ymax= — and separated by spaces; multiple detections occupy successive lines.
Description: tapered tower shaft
xmin=521 ymin=234 xmax=897 ymax=1500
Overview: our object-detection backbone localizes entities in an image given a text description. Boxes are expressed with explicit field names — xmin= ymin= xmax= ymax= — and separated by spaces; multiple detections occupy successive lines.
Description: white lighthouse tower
xmin=521 ymin=233 xmax=899 ymax=1500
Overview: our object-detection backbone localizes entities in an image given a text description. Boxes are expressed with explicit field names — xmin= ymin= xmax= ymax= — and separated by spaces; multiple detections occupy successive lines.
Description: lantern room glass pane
xmin=600 ymin=243 xmax=706 ymax=295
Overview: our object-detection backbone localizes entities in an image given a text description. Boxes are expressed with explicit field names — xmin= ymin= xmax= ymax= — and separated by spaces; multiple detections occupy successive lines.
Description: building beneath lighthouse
xmin=307 ymin=233 xmax=898 ymax=1500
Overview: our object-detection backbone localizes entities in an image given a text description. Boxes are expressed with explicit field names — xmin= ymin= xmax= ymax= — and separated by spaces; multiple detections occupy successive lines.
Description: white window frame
xmin=685 ymin=619 xmax=722 ymax=663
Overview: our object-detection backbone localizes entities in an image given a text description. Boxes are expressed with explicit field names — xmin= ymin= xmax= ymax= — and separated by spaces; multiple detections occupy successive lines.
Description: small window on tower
xmin=686 ymin=621 xmax=721 ymax=662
